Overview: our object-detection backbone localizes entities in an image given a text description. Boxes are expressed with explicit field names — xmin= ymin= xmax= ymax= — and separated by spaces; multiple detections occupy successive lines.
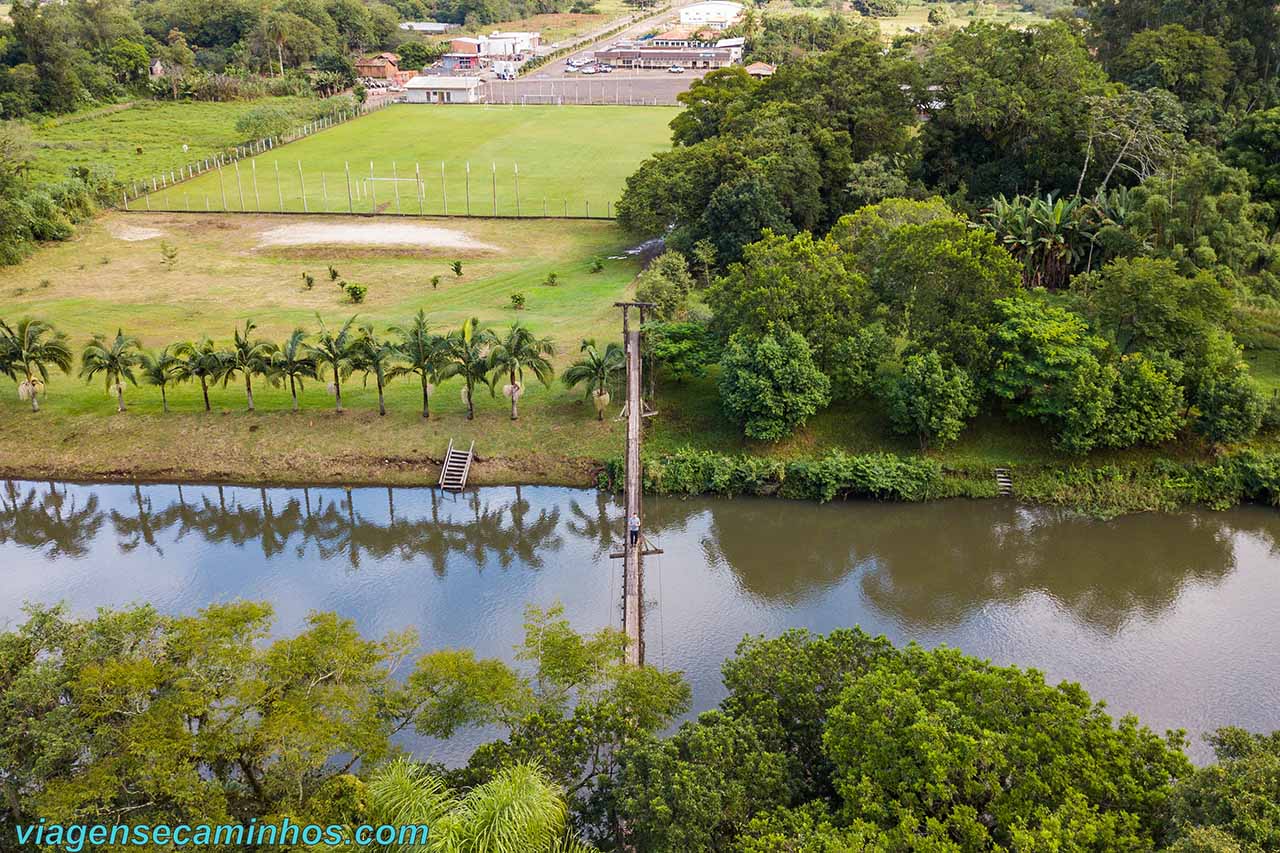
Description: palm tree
xmin=220 ymin=319 xmax=275 ymax=412
xmin=270 ymin=329 xmax=317 ymax=412
xmin=173 ymin=337 xmax=225 ymax=412
xmin=487 ymin=322 xmax=555 ymax=420
xmin=366 ymin=759 xmax=589 ymax=853
xmin=139 ymin=346 xmax=182 ymax=413
xmin=354 ymin=323 xmax=400 ymax=416
xmin=79 ymin=329 xmax=142 ymax=413
xmin=561 ymin=338 xmax=624 ymax=420
xmin=441 ymin=317 xmax=496 ymax=420
xmin=306 ymin=314 xmax=360 ymax=413
xmin=387 ymin=309 xmax=447 ymax=419
xmin=0 ymin=318 xmax=73 ymax=412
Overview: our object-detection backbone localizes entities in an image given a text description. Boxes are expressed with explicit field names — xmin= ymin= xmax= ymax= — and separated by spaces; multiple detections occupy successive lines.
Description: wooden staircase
xmin=994 ymin=467 xmax=1014 ymax=497
xmin=439 ymin=439 xmax=475 ymax=492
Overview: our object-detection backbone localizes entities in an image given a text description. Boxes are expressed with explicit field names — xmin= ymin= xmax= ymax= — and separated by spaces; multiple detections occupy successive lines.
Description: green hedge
xmin=602 ymin=449 xmax=950 ymax=502
xmin=602 ymin=448 xmax=1280 ymax=516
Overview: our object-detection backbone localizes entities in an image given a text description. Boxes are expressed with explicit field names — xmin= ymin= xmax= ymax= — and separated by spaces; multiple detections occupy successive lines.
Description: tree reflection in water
xmin=0 ymin=480 xmax=103 ymax=558
xmin=695 ymin=497 xmax=1279 ymax=635
xmin=5 ymin=479 xmax=1279 ymax=638
xmin=0 ymin=480 xmax=563 ymax=574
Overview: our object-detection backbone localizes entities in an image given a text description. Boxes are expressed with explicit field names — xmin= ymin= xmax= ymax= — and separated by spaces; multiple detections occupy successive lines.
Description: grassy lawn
xmin=29 ymin=97 xmax=320 ymax=186
xmin=0 ymin=212 xmax=645 ymax=484
xmin=145 ymin=105 xmax=679 ymax=218
xmin=765 ymin=0 xmax=1046 ymax=35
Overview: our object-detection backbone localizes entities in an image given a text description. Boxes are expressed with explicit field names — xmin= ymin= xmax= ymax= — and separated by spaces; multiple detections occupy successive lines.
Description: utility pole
xmin=611 ymin=301 xmax=660 ymax=667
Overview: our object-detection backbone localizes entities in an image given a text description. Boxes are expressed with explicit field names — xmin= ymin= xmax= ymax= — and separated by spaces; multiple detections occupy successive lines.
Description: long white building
xmin=678 ymin=1 xmax=744 ymax=30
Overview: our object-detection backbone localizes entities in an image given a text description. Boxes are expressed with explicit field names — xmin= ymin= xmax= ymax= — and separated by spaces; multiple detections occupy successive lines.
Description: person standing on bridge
xmin=629 ymin=513 xmax=640 ymax=546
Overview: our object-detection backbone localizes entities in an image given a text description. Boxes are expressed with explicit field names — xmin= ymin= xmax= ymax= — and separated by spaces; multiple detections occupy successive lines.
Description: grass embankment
xmin=144 ymin=105 xmax=680 ymax=218
xmin=28 ymin=97 xmax=321 ymax=186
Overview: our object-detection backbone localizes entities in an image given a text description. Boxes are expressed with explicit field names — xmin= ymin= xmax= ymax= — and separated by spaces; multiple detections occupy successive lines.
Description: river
xmin=2 ymin=479 xmax=1278 ymax=764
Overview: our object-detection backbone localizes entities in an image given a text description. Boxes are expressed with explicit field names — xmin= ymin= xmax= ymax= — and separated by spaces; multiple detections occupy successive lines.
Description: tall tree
xmin=269 ymin=329 xmax=317 ymax=412
xmin=387 ymin=310 xmax=447 ymax=419
xmin=306 ymin=315 xmax=361 ymax=413
xmin=78 ymin=329 xmax=142 ymax=413
xmin=353 ymin=323 xmax=400 ymax=417
xmin=219 ymin=319 xmax=275 ymax=412
xmin=561 ymin=339 xmax=625 ymax=420
xmin=441 ymin=317 xmax=496 ymax=421
xmin=0 ymin=318 xmax=72 ymax=412
xmin=139 ymin=346 xmax=181 ymax=414
xmin=487 ymin=323 xmax=555 ymax=421
xmin=174 ymin=337 xmax=225 ymax=413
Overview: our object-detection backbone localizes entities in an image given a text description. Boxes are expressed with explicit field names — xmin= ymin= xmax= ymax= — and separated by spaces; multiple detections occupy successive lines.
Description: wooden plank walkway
xmin=439 ymin=439 xmax=475 ymax=492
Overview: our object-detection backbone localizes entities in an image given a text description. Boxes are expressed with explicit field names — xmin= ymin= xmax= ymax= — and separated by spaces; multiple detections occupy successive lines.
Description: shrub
xmin=719 ymin=328 xmax=831 ymax=442
xmin=451 ymin=260 xmax=463 ymax=277
xmin=510 ymin=292 xmax=526 ymax=310
xmin=543 ymin=272 xmax=559 ymax=286
xmin=234 ymin=104 xmax=293 ymax=141
xmin=344 ymin=282 xmax=367 ymax=303
xmin=301 ymin=272 xmax=315 ymax=290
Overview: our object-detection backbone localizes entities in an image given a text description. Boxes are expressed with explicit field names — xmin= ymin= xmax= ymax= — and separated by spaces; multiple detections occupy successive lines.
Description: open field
xmin=1 ymin=211 xmax=1256 ymax=488
xmin=765 ymin=0 xmax=1047 ymax=34
xmin=144 ymin=105 xmax=679 ymax=218
xmin=28 ymin=97 xmax=320 ymax=186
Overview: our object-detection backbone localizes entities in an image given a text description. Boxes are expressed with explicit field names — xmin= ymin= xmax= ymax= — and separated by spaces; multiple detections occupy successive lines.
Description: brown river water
xmin=2 ymin=479 xmax=1277 ymax=763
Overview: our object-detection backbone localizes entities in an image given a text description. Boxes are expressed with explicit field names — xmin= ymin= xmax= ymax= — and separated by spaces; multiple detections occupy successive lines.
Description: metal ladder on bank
xmin=994 ymin=467 xmax=1014 ymax=497
xmin=439 ymin=439 xmax=475 ymax=492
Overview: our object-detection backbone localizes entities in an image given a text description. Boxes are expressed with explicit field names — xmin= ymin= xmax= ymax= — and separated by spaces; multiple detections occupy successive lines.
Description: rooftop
xmin=406 ymin=75 xmax=486 ymax=89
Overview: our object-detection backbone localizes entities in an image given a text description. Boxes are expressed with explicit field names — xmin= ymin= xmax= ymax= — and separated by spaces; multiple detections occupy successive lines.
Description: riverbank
xmin=4 ymin=397 xmax=1280 ymax=518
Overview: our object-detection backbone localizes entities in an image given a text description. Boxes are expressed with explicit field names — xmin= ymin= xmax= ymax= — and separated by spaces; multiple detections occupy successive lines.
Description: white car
xmin=667 ymin=65 xmax=685 ymax=73
xmin=581 ymin=66 xmax=597 ymax=74
xmin=565 ymin=65 xmax=580 ymax=72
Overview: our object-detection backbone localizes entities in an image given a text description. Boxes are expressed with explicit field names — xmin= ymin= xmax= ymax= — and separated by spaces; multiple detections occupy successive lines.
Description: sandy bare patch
xmin=110 ymin=223 xmax=165 ymax=241
xmin=256 ymin=222 xmax=499 ymax=251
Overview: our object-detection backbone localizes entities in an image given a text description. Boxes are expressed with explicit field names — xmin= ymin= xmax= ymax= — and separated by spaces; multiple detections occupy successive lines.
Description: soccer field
xmin=141 ymin=104 xmax=679 ymax=218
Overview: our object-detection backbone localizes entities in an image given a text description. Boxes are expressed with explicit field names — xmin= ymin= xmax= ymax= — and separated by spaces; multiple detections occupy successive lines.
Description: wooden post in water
xmin=612 ymin=300 xmax=658 ymax=667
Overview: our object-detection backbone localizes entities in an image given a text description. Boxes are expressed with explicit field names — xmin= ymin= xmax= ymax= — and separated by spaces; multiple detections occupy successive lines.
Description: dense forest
xmin=1 ymin=601 xmax=1276 ymax=851
xmin=620 ymin=0 xmax=1280 ymax=456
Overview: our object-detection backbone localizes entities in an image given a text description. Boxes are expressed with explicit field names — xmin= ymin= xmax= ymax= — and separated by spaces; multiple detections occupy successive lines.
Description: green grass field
xmin=142 ymin=105 xmax=679 ymax=218
xmin=29 ymin=97 xmax=320 ymax=186
xmin=766 ymin=0 xmax=1046 ymax=34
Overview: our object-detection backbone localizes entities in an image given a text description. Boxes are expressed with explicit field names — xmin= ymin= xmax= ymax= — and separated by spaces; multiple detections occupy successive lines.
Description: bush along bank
xmin=601 ymin=448 xmax=1280 ymax=518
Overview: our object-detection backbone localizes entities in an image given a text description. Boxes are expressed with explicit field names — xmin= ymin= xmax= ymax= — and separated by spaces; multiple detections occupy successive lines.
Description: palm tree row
xmin=2 ymin=314 xmax=626 ymax=420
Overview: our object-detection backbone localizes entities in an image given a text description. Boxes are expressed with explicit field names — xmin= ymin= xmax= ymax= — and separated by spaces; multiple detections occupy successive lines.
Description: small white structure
xmin=400 ymin=21 xmax=457 ymax=33
xmin=405 ymin=76 xmax=486 ymax=103
xmin=679 ymin=1 xmax=744 ymax=30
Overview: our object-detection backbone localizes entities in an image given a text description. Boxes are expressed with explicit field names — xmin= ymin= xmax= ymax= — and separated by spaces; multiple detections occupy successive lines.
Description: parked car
xmin=581 ymin=66 xmax=597 ymax=74
xmin=598 ymin=64 xmax=614 ymax=73
xmin=565 ymin=65 xmax=580 ymax=72
xmin=667 ymin=65 xmax=685 ymax=73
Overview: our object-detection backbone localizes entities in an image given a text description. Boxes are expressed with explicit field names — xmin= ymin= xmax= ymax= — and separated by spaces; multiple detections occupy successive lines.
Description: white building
xmin=399 ymin=21 xmax=456 ymax=33
xmin=678 ymin=1 xmax=744 ymax=30
xmin=405 ymin=76 xmax=486 ymax=103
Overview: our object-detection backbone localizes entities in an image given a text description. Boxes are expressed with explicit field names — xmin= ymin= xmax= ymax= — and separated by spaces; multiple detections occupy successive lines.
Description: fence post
xmin=514 ymin=162 xmax=520 ymax=217
xmin=392 ymin=161 xmax=401 ymax=214
xmin=441 ymin=162 xmax=447 ymax=215
xmin=252 ymin=160 xmax=260 ymax=210
xmin=217 ymin=165 xmax=228 ymax=211
xmin=369 ymin=161 xmax=377 ymax=213
xmin=416 ymin=162 xmax=423 ymax=216
xmin=491 ymin=162 xmax=496 ymax=217
xmin=298 ymin=161 xmax=308 ymax=213
xmin=345 ymin=161 xmax=354 ymax=214
xmin=465 ymin=162 xmax=470 ymax=216
xmin=234 ymin=161 xmax=245 ymax=211
xmin=275 ymin=161 xmax=284 ymax=212
xmin=122 ymin=191 xmax=129 ymax=211
xmin=321 ymin=172 xmax=328 ymax=209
